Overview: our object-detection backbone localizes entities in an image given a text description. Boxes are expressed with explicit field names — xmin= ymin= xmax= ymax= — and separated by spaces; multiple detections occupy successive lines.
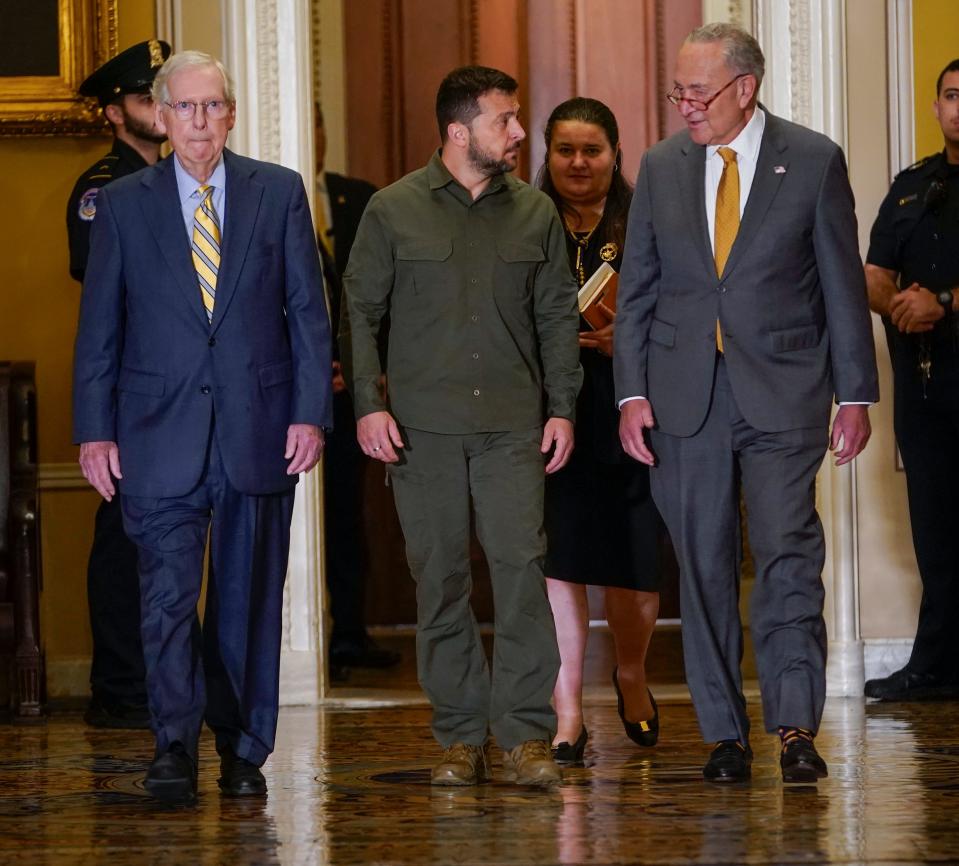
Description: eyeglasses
xmin=164 ymin=99 xmax=231 ymax=121
xmin=665 ymin=73 xmax=748 ymax=111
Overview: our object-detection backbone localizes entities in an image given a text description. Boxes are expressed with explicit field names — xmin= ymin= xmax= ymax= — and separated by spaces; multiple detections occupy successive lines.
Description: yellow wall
xmin=0 ymin=0 xmax=157 ymax=697
xmin=913 ymin=0 xmax=959 ymax=156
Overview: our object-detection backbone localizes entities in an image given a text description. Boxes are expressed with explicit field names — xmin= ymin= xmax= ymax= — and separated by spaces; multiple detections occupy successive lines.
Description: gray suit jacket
xmin=614 ymin=110 xmax=878 ymax=436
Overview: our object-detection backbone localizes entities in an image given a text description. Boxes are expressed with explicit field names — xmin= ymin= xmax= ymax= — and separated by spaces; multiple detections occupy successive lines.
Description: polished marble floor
xmin=2 ymin=695 xmax=959 ymax=865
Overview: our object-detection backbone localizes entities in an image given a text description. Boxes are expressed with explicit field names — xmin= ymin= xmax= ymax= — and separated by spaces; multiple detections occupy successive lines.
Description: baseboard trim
xmin=46 ymin=658 xmax=91 ymax=698
xmin=279 ymin=649 xmax=322 ymax=706
xmin=863 ymin=638 xmax=913 ymax=681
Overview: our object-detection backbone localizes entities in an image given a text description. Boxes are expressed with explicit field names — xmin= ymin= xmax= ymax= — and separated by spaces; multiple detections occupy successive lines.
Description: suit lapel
xmin=678 ymin=138 xmax=715 ymax=278
xmin=212 ymin=150 xmax=264 ymax=334
xmin=721 ymin=112 xmax=789 ymax=279
xmin=139 ymin=159 xmax=209 ymax=326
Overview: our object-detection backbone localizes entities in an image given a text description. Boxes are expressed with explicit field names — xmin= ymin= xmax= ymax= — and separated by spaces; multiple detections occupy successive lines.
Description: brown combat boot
xmin=502 ymin=739 xmax=562 ymax=786
xmin=430 ymin=741 xmax=492 ymax=786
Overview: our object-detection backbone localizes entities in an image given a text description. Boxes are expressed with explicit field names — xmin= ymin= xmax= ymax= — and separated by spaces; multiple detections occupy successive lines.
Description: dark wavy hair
xmin=536 ymin=97 xmax=632 ymax=251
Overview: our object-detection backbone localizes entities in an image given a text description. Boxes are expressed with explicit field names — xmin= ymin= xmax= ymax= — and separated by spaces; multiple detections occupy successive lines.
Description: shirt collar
xmin=707 ymin=106 xmax=765 ymax=162
xmin=173 ymin=153 xmax=226 ymax=205
xmin=426 ymin=148 xmax=508 ymax=198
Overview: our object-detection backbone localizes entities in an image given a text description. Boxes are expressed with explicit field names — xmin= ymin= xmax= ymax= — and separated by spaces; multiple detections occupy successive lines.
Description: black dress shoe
xmin=84 ymin=697 xmax=151 ymax=730
xmin=864 ymin=667 xmax=959 ymax=702
xmin=703 ymin=740 xmax=752 ymax=783
xmin=219 ymin=750 xmax=267 ymax=796
xmin=780 ymin=734 xmax=828 ymax=783
xmin=330 ymin=634 xmax=401 ymax=669
xmin=552 ymin=727 xmax=588 ymax=765
xmin=144 ymin=743 xmax=197 ymax=804
xmin=612 ymin=667 xmax=659 ymax=747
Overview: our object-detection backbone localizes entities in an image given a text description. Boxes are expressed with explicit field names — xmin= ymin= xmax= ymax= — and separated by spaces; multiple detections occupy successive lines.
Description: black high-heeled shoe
xmin=612 ymin=667 xmax=659 ymax=747
xmin=552 ymin=726 xmax=588 ymax=765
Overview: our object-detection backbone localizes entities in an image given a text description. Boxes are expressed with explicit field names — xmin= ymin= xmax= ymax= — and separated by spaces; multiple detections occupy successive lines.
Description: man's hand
xmin=541 ymin=418 xmax=574 ymax=474
xmin=286 ymin=424 xmax=325 ymax=475
xmin=331 ymin=360 xmax=347 ymax=395
xmin=79 ymin=441 xmax=122 ymax=501
xmin=619 ymin=399 xmax=656 ymax=466
xmin=578 ymin=321 xmax=614 ymax=357
xmin=830 ymin=404 xmax=871 ymax=466
xmin=889 ymin=283 xmax=943 ymax=333
xmin=356 ymin=410 xmax=404 ymax=463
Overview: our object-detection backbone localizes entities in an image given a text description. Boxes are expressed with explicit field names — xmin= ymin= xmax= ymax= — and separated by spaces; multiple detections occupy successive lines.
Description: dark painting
xmin=0 ymin=0 xmax=60 ymax=78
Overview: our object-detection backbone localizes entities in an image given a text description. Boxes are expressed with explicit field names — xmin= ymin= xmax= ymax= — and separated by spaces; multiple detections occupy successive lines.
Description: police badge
xmin=78 ymin=188 xmax=100 ymax=222
xmin=600 ymin=242 xmax=618 ymax=262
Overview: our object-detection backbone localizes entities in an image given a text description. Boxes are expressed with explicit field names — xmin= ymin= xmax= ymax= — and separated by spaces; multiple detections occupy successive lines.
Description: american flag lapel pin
xmin=774 ymin=165 xmax=787 ymax=174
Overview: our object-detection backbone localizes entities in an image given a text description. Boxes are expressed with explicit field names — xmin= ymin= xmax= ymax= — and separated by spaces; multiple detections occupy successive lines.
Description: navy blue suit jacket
xmin=72 ymin=149 xmax=333 ymax=498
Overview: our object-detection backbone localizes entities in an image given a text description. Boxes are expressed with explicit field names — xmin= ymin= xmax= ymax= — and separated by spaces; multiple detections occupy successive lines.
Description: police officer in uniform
xmin=864 ymin=58 xmax=959 ymax=702
xmin=66 ymin=39 xmax=171 ymax=727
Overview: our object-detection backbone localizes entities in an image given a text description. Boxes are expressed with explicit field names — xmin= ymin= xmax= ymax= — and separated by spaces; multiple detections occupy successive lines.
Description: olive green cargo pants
xmin=387 ymin=426 xmax=559 ymax=750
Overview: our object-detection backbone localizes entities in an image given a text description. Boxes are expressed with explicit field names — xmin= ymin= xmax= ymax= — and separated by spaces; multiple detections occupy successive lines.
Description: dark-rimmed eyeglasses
xmin=164 ymin=99 xmax=230 ymax=121
xmin=665 ymin=74 xmax=748 ymax=112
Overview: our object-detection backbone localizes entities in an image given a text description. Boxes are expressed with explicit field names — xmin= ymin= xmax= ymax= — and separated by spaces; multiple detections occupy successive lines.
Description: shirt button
xmin=200 ymin=385 xmax=211 ymax=395
xmin=471 ymin=278 xmax=478 ymax=284
xmin=472 ymin=353 xmax=479 ymax=360
xmin=469 ymin=241 xmax=476 ymax=247
xmin=471 ymin=314 xmax=479 ymax=322
xmin=931 ymin=263 xmax=938 ymax=270
xmin=933 ymin=232 xmax=940 ymax=240
xmin=473 ymin=389 xmax=480 ymax=397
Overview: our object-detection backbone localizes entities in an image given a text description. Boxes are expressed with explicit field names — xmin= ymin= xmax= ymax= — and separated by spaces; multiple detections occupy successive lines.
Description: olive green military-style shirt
xmin=340 ymin=150 xmax=582 ymax=434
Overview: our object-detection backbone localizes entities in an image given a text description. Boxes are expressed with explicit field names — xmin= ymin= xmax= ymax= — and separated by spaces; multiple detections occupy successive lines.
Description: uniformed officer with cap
xmin=864 ymin=57 xmax=959 ymax=702
xmin=66 ymin=38 xmax=170 ymax=727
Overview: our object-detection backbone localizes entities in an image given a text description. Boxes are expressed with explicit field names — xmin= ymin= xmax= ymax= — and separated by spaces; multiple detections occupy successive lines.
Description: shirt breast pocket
xmin=395 ymin=239 xmax=453 ymax=296
xmin=494 ymin=241 xmax=545 ymax=300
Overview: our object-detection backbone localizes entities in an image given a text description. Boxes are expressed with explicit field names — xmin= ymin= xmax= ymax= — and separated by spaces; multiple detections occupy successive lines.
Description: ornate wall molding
xmin=255 ymin=0 xmax=282 ymax=165
xmin=223 ymin=0 xmax=326 ymax=704
xmin=886 ymin=0 xmax=914 ymax=177
xmin=788 ymin=0 xmax=811 ymax=126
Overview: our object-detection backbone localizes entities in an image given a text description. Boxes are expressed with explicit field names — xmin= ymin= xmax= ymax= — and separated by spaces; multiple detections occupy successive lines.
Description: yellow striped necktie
xmin=192 ymin=185 xmax=221 ymax=322
xmin=714 ymin=146 xmax=740 ymax=352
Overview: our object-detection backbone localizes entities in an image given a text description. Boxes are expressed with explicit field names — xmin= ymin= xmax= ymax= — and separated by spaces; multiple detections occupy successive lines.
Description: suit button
xmin=200 ymin=385 xmax=211 ymax=395
xmin=473 ymin=389 xmax=480 ymax=396
xmin=208 ymin=337 xmax=216 ymax=347
xmin=719 ymin=286 xmax=727 ymax=294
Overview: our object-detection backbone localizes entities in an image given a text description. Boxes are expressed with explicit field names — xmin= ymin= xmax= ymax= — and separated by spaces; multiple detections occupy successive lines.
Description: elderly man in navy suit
xmin=73 ymin=50 xmax=332 ymax=803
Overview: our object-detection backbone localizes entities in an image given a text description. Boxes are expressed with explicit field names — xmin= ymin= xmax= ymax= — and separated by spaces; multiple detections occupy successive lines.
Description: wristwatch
xmin=935 ymin=289 xmax=954 ymax=317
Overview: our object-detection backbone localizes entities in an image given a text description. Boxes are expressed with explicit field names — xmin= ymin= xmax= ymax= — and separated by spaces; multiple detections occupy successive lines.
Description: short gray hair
xmin=151 ymin=50 xmax=235 ymax=104
xmin=686 ymin=23 xmax=765 ymax=87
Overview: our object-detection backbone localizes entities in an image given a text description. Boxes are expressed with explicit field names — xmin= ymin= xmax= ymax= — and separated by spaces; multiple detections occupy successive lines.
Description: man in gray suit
xmin=615 ymin=24 xmax=878 ymax=784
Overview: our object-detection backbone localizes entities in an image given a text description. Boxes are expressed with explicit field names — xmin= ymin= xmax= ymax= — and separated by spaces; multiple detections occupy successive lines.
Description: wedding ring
xmin=373 ymin=446 xmax=381 ymax=452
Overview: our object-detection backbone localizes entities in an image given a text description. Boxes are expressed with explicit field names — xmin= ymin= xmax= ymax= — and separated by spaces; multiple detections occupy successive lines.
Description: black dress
xmin=543 ymin=219 xmax=663 ymax=590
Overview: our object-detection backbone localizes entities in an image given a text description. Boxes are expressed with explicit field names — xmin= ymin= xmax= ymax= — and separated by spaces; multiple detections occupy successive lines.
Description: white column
xmin=222 ymin=0 xmax=327 ymax=705
xmin=754 ymin=0 xmax=863 ymax=696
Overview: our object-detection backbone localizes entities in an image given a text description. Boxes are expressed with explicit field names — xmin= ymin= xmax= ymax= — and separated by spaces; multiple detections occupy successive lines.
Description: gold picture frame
xmin=0 ymin=0 xmax=117 ymax=136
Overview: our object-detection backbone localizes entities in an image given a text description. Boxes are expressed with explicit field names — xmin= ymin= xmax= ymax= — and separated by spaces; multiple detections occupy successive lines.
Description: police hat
xmin=79 ymin=39 xmax=172 ymax=107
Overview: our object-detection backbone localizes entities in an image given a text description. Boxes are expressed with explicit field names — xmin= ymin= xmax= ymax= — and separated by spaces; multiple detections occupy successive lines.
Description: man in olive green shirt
xmin=340 ymin=67 xmax=582 ymax=787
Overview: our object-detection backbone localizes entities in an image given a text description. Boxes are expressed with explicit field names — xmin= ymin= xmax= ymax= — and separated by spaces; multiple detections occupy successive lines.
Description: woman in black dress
xmin=538 ymin=98 xmax=663 ymax=763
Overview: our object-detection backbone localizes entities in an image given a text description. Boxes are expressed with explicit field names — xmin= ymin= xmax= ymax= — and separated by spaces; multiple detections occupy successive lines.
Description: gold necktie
xmin=714 ymin=147 xmax=739 ymax=352
xmin=192 ymin=185 xmax=220 ymax=322
xmin=315 ymin=202 xmax=334 ymax=259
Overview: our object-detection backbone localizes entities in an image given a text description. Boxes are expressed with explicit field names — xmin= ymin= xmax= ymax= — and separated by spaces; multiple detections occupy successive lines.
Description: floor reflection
xmin=0 ymin=699 xmax=957 ymax=863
